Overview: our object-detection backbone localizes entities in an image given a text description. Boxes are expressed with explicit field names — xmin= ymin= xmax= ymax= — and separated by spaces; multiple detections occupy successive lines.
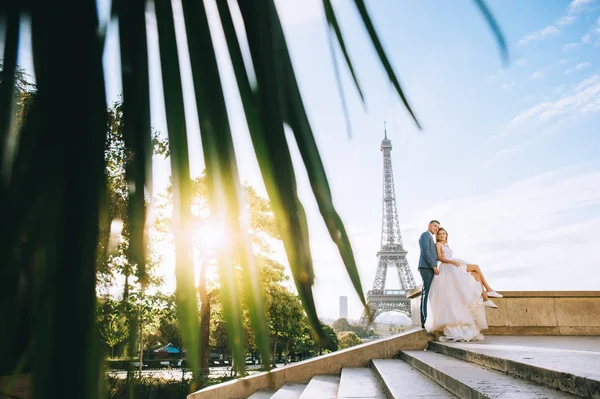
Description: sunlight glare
xmin=108 ymin=219 xmax=124 ymax=252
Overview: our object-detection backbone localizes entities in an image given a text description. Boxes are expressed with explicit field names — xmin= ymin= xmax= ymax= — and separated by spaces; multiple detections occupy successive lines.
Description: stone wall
xmin=408 ymin=289 xmax=600 ymax=335
xmin=188 ymin=329 xmax=431 ymax=399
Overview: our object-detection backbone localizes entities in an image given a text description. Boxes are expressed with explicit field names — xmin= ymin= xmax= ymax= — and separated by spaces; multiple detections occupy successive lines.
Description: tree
xmin=157 ymin=295 xmax=183 ymax=353
xmin=332 ymin=317 xmax=370 ymax=338
xmin=332 ymin=318 xmax=353 ymax=334
xmin=265 ymin=285 xmax=304 ymax=367
xmin=96 ymin=299 xmax=129 ymax=358
xmin=155 ymin=173 xmax=281 ymax=372
xmin=319 ymin=324 xmax=339 ymax=354
xmin=337 ymin=331 xmax=362 ymax=350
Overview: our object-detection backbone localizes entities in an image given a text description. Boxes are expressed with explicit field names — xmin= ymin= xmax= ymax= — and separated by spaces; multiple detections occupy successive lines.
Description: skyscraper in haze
xmin=339 ymin=296 xmax=348 ymax=320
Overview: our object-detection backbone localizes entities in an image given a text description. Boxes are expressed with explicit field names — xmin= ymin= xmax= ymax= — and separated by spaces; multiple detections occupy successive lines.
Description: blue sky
xmin=9 ymin=0 xmax=600 ymax=320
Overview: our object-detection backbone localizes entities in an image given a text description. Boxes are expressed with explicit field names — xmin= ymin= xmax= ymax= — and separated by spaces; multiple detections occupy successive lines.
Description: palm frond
xmin=323 ymin=0 xmax=365 ymax=104
xmin=352 ymin=0 xmax=421 ymax=129
xmin=117 ymin=0 xmax=153 ymax=287
xmin=214 ymin=0 xmax=273 ymax=372
xmin=234 ymin=0 xmax=326 ymax=339
xmin=269 ymin=2 xmax=370 ymax=320
xmin=153 ymin=0 xmax=201 ymax=385
xmin=472 ymin=0 xmax=509 ymax=65
xmin=25 ymin=1 xmax=108 ymax=397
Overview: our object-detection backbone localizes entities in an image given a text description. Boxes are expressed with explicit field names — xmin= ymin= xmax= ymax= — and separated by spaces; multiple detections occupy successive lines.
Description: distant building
xmin=339 ymin=296 xmax=348 ymax=319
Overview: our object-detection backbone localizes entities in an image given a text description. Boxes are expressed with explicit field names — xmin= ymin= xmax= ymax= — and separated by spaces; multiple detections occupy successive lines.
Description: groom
xmin=418 ymin=220 xmax=440 ymax=328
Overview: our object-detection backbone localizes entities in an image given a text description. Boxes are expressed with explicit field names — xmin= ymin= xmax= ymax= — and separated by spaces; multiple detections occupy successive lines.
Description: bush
xmin=337 ymin=331 xmax=362 ymax=350
xmin=105 ymin=375 xmax=230 ymax=399
xmin=106 ymin=359 xmax=184 ymax=370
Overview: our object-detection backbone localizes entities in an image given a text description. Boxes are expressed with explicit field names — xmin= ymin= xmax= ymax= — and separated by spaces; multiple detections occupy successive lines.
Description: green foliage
xmin=332 ymin=318 xmax=369 ymax=338
xmin=332 ymin=318 xmax=352 ymax=334
xmin=105 ymin=375 xmax=230 ymax=399
xmin=337 ymin=331 xmax=362 ymax=350
xmin=320 ymin=324 xmax=339 ymax=353
xmin=96 ymin=299 xmax=129 ymax=358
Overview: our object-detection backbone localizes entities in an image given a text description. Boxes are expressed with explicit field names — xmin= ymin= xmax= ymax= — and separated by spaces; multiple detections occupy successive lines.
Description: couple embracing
xmin=418 ymin=220 xmax=502 ymax=342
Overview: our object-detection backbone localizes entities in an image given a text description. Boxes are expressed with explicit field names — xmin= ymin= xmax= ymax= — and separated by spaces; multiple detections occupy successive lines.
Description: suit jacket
xmin=418 ymin=231 xmax=438 ymax=269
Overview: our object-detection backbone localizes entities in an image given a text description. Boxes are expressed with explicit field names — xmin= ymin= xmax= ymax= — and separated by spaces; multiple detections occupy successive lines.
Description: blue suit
xmin=418 ymin=231 xmax=438 ymax=327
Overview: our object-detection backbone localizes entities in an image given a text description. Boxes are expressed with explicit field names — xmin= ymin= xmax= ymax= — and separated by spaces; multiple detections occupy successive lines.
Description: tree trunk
xmin=283 ymin=339 xmax=289 ymax=365
xmin=198 ymin=261 xmax=210 ymax=374
xmin=139 ymin=310 xmax=143 ymax=374
xmin=272 ymin=334 xmax=278 ymax=367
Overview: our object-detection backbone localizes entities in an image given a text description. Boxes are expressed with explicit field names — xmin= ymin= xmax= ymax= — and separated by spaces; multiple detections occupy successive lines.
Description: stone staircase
xmin=189 ymin=292 xmax=600 ymax=399
xmin=243 ymin=336 xmax=600 ymax=398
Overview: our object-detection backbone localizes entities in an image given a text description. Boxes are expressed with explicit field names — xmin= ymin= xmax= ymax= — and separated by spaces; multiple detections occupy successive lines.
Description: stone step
xmin=428 ymin=338 xmax=600 ymax=398
xmin=298 ymin=375 xmax=340 ymax=399
xmin=370 ymin=359 xmax=456 ymax=398
xmin=247 ymin=389 xmax=277 ymax=399
xmin=269 ymin=382 xmax=307 ymax=399
xmin=400 ymin=350 xmax=575 ymax=398
xmin=337 ymin=367 xmax=386 ymax=398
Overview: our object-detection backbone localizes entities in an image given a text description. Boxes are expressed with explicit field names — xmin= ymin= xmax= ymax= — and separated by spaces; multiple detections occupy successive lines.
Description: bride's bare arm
xmin=436 ymin=243 xmax=460 ymax=266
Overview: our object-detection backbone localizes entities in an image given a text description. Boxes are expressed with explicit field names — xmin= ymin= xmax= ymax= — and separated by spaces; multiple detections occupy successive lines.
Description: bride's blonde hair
xmin=436 ymin=227 xmax=448 ymax=243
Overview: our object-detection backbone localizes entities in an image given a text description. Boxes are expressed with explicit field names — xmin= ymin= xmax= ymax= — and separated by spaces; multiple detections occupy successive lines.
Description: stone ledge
xmin=408 ymin=290 xmax=600 ymax=335
xmin=408 ymin=287 xmax=600 ymax=299
xmin=187 ymin=328 xmax=431 ymax=399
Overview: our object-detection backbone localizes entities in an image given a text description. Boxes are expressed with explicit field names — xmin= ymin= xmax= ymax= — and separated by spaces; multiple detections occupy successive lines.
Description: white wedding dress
xmin=424 ymin=244 xmax=487 ymax=342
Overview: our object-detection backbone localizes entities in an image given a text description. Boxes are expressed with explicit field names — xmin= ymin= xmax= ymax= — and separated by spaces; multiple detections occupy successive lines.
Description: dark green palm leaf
xmin=26 ymin=1 xmax=107 ymax=397
xmin=235 ymin=0 xmax=325 ymax=339
xmin=472 ymin=0 xmax=509 ymax=65
xmin=154 ymin=0 xmax=201 ymax=385
xmin=180 ymin=0 xmax=250 ymax=374
xmin=117 ymin=0 xmax=153 ymax=287
xmin=323 ymin=0 xmax=366 ymax=137
xmin=352 ymin=0 xmax=421 ymax=129
xmin=270 ymin=2 xmax=371 ymax=322
xmin=0 ymin=2 xmax=21 ymax=378
xmin=323 ymin=0 xmax=365 ymax=104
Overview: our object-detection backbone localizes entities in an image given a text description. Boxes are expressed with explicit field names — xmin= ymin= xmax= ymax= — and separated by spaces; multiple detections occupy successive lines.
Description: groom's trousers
xmin=419 ymin=268 xmax=435 ymax=327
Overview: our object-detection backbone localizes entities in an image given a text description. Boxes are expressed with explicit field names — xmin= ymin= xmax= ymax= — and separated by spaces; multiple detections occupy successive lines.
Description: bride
xmin=424 ymin=228 xmax=501 ymax=342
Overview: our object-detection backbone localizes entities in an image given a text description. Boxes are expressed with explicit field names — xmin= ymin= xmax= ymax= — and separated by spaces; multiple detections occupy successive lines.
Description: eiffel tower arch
xmin=361 ymin=124 xmax=416 ymax=326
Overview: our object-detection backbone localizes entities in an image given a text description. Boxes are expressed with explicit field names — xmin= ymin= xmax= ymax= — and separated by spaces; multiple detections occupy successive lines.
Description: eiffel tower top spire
xmin=380 ymin=125 xmax=403 ymax=251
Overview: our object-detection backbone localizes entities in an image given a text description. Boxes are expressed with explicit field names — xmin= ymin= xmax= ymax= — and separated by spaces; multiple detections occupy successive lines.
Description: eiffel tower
xmin=361 ymin=124 xmax=416 ymax=325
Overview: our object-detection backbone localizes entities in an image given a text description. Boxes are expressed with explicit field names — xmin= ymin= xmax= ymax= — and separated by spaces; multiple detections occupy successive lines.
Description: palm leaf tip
xmin=351 ymin=0 xmax=421 ymax=129
xmin=472 ymin=0 xmax=509 ymax=66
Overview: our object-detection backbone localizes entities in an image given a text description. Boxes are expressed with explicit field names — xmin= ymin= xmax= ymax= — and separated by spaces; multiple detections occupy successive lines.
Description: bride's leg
xmin=466 ymin=265 xmax=493 ymax=292
xmin=470 ymin=271 xmax=490 ymax=301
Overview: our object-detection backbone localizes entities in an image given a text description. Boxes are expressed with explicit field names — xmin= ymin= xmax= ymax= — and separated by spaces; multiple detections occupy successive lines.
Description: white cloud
xmin=508 ymin=74 xmax=600 ymax=128
xmin=515 ymin=58 xmax=529 ymax=67
xmin=565 ymin=62 xmax=592 ymax=74
xmin=557 ymin=15 xmax=577 ymax=26
xmin=402 ymin=163 xmax=600 ymax=292
xmin=564 ymin=43 xmax=578 ymax=50
xmin=519 ymin=26 xmax=560 ymax=45
xmin=569 ymin=0 xmax=596 ymax=12
xmin=582 ymin=15 xmax=600 ymax=45
xmin=520 ymin=0 xmax=596 ymax=45
xmin=502 ymin=82 xmax=515 ymax=90
xmin=532 ymin=70 xmax=546 ymax=79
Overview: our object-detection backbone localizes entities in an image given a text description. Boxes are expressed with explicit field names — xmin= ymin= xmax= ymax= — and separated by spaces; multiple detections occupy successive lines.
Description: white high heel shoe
xmin=483 ymin=299 xmax=498 ymax=309
xmin=487 ymin=291 xmax=503 ymax=298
